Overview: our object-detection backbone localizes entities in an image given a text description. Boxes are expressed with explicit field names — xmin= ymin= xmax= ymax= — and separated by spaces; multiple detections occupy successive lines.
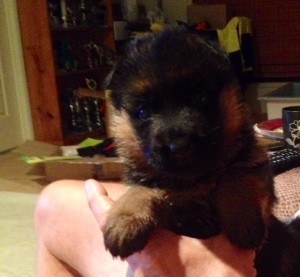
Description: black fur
xmin=103 ymin=27 xmax=300 ymax=275
xmin=256 ymin=216 xmax=300 ymax=276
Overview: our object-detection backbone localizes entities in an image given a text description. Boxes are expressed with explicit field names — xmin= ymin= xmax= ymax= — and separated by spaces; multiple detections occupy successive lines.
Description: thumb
xmin=84 ymin=179 xmax=115 ymax=227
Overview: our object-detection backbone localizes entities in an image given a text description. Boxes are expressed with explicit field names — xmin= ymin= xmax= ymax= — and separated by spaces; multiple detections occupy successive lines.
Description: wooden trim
xmin=17 ymin=0 xmax=64 ymax=144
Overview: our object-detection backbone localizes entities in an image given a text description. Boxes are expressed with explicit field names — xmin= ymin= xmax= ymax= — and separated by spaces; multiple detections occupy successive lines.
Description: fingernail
xmin=84 ymin=179 xmax=97 ymax=199
xmin=85 ymin=179 xmax=107 ymax=198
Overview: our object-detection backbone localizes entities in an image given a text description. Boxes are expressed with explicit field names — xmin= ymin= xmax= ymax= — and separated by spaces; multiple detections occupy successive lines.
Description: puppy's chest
xmin=161 ymin=183 xmax=221 ymax=239
xmin=127 ymin=172 xmax=223 ymax=238
xmin=165 ymin=197 xmax=221 ymax=238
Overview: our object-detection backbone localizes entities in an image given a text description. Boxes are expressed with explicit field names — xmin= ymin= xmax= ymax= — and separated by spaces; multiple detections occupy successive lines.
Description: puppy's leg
xmin=103 ymin=186 xmax=166 ymax=258
xmin=215 ymin=173 xmax=272 ymax=249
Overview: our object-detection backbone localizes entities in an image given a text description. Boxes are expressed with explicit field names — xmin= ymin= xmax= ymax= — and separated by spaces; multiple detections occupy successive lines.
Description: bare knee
xmin=35 ymin=181 xmax=61 ymax=224
xmin=35 ymin=180 xmax=88 ymax=276
xmin=36 ymin=181 xmax=75 ymax=229
xmin=35 ymin=179 xmax=85 ymax=236
xmin=35 ymin=180 xmax=128 ymax=276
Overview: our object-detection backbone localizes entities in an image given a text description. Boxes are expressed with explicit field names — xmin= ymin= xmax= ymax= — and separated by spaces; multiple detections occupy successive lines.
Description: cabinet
xmin=17 ymin=0 xmax=116 ymax=145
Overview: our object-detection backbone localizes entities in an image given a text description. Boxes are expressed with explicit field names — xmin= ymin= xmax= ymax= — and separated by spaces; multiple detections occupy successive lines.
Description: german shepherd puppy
xmin=103 ymin=27 xmax=300 ymax=276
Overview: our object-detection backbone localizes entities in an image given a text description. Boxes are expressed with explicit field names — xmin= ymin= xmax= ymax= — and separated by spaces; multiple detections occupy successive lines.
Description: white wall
xmin=162 ymin=0 xmax=192 ymax=23
xmin=139 ymin=0 xmax=158 ymax=12
xmin=245 ymin=82 xmax=288 ymax=118
xmin=140 ymin=0 xmax=192 ymax=24
xmin=1 ymin=0 xmax=34 ymax=144
xmin=12 ymin=0 xmax=34 ymax=141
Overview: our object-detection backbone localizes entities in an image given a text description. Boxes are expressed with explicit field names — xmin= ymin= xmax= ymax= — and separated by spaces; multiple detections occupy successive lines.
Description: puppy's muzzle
xmin=155 ymin=128 xmax=193 ymax=155
xmin=147 ymin=126 xmax=208 ymax=170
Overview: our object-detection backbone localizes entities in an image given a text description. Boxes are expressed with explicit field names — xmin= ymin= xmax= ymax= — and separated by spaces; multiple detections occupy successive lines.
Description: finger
xmin=84 ymin=179 xmax=115 ymax=227
xmin=86 ymin=178 xmax=108 ymax=196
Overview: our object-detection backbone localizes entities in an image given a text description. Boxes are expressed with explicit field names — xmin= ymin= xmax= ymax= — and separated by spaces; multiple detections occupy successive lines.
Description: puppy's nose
xmin=156 ymin=128 xmax=192 ymax=155
xmin=168 ymin=143 xmax=175 ymax=153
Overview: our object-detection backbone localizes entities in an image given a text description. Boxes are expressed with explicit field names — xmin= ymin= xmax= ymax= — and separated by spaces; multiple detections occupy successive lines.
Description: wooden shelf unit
xmin=17 ymin=0 xmax=116 ymax=145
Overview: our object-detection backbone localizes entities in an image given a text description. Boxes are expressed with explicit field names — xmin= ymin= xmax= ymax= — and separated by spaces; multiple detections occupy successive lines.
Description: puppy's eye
xmin=137 ymin=107 xmax=150 ymax=120
xmin=200 ymin=95 xmax=207 ymax=105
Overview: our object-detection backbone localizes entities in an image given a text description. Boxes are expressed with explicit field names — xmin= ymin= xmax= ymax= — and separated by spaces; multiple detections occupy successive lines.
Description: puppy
xmin=103 ymin=27 xmax=300 ymax=276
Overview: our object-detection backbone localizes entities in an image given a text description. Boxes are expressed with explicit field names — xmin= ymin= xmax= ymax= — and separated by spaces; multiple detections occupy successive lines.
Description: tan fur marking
xmin=220 ymin=87 xmax=244 ymax=134
xmin=111 ymin=108 xmax=148 ymax=168
xmin=131 ymin=78 xmax=153 ymax=93
xmin=220 ymin=87 xmax=247 ymax=148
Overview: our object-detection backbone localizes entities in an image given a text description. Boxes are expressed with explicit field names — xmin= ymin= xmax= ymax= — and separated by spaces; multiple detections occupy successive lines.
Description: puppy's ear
xmin=103 ymin=64 xmax=117 ymax=90
xmin=103 ymin=64 xmax=123 ymax=110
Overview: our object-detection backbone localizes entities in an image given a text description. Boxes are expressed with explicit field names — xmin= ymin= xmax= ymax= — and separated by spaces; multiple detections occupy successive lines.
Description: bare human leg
xmin=35 ymin=180 xmax=128 ymax=277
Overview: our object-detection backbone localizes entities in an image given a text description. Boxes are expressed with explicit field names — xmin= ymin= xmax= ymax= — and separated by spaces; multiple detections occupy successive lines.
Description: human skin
xmin=35 ymin=178 xmax=257 ymax=277
xmin=85 ymin=179 xmax=257 ymax=277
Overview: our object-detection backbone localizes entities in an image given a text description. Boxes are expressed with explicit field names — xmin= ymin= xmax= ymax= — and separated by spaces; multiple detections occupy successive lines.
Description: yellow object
xmin=150 ymin=22 xmax=167 ymax=33
xmin=217 ymin=17 xmax=252 ymax=53
xmin=217 ymin=17 xmax=252 ymax=71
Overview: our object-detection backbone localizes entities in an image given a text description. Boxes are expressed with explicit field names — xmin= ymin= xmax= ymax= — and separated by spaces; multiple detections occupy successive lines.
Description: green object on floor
xmin=78 ymin=138 xmax=103 ymax=148
xmin=21 ymin=155 xmax=80 ymax=164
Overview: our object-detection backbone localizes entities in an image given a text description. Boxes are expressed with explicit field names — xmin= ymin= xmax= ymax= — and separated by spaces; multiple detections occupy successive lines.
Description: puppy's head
xmin=106 ymin=28 xmax=254 ymax=182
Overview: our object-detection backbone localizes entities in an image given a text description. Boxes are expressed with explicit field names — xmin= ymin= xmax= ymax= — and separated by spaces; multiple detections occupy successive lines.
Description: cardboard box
xmin=45 ymin=156 xmax=123 ymax=182
xmin=187 ymin=4 xmax=232 ymax=29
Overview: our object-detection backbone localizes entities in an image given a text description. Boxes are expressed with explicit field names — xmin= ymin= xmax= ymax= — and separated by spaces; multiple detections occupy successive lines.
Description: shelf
xmin=75 ymin=87 xmax=105 ymax=99
xmin=63 ymin=129 xmax=106 ymax=145
xmin=18 ymin=0 xmax=116 ymax=145
xmin=56 ymin=66 xmax=112 ymax=77
xmin=51 ymin=25 xmax=112 ymax=32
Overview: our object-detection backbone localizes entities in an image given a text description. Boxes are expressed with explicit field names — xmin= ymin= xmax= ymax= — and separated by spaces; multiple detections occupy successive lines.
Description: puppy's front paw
xmin=103 ymin=213 xmax=155 ymax=258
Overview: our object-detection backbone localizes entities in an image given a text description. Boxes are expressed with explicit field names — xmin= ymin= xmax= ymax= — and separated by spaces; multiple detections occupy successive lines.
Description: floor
xmin=0 ymin=141 xmax=60 ymax=277
xmin=0 ymin=140 xmax=60 ymax=194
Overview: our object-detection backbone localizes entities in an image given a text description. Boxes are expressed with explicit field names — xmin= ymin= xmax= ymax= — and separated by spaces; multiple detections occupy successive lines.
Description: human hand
xmin=84 ymin=179 xmax=257 ymax=277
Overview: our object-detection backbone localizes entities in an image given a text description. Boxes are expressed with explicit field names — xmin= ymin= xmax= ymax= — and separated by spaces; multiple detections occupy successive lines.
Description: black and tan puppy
xmin=104 ymin=26 xmax=274 ymax=255
xmin=103 ymin=27 xmax=300 ymax=275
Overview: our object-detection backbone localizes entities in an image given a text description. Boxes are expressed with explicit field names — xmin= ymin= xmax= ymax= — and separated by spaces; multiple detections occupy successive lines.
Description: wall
xmin=140 ymin=0 xmax=192 ymax=24
xmin=193 ymin=0 xmax=300 ymax=79
xmin=139 ymin=0 xmax=157 ymax=12
xmin=245 ymin=82 xmax=288 ymax=120
xmin=162 ymin=0 xmax=192 ymax=23
xmin=12 ymin=1 xmax=34 ymax=141
xmin=0 ymin=0 xmax=34 ymax=147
